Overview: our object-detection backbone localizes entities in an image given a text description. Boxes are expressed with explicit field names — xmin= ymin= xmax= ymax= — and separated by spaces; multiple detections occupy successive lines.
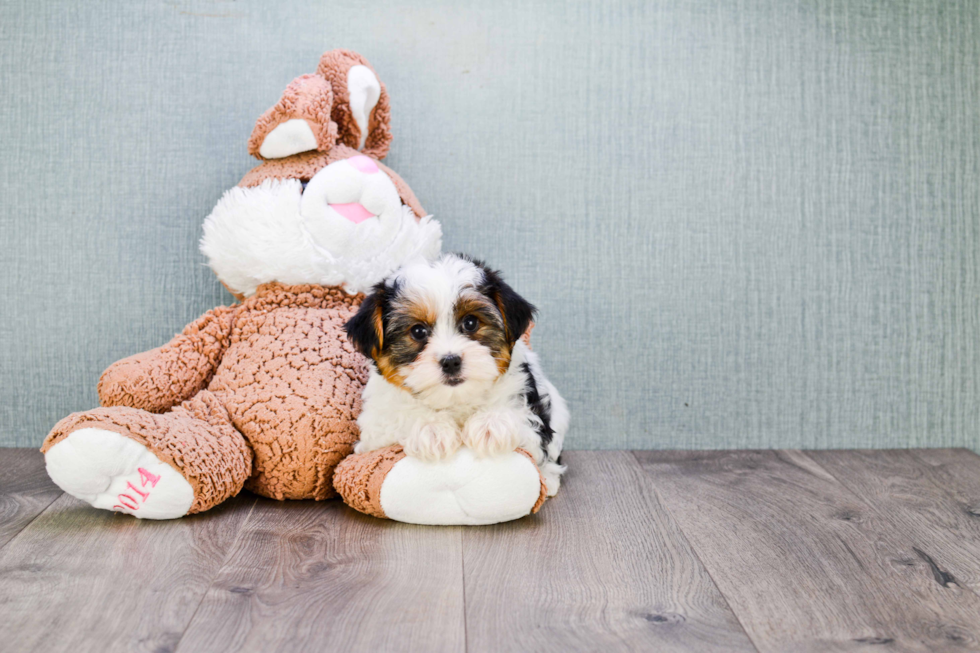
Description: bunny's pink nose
xmin=348 ymin=155 xmax=379 ymax=174
xmin=330 ymin=202 xmax=375 ymax=224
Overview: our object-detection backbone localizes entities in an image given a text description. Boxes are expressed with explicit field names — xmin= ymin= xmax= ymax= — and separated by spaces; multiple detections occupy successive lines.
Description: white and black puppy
xmin=345 ymin=253 xmax=568 ymax=495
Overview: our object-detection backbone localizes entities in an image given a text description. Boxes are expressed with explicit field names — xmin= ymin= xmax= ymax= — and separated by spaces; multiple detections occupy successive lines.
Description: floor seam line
xmin=171 ymin=496 xmax=260 ymax=653
xmin=630 ymin=451 xmax=763 ymax=653
xmin=0 ymin=490 xmax=65 ymax=553
xmin=460 ymin=528 xmax=469 ymax=653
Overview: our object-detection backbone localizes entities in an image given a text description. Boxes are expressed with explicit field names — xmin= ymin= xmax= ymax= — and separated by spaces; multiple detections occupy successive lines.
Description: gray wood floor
xmin=1 ymin=449 xmax=980 ymax=652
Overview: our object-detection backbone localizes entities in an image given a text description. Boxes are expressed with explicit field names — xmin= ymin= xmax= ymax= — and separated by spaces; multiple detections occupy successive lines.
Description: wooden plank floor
xmin=1 ymin=449 xmax=979 ymax=652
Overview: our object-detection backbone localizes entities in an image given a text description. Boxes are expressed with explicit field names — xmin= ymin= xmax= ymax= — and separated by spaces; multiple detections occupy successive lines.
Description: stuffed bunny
xmin=42 ymin=50 xmax=551 ymax=525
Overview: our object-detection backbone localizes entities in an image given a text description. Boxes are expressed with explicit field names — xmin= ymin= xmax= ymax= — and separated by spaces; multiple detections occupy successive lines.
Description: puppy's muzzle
xmin=440 ymin=354 xmax=463 ymax=385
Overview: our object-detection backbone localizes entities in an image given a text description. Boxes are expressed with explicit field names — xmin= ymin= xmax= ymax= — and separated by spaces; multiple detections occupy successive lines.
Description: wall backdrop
xmin=2 ymin=0 xmax=978 ymax=450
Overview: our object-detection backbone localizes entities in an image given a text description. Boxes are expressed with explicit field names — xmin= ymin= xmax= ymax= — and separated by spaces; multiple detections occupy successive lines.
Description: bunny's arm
xmin=97 ymin=305 xmax=239 ymax=412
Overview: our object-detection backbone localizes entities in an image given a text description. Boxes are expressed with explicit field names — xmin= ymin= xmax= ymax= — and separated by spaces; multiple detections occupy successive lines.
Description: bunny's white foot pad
xmin=380 ymin=448 xmax=544 ymax=525
xmin=45 ymin=428 xmax=194 ymax=519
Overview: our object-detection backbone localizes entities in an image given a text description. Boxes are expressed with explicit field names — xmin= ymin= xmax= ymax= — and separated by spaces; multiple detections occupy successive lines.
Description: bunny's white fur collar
xmin=201 ymin=177 xmax=442 ymax=297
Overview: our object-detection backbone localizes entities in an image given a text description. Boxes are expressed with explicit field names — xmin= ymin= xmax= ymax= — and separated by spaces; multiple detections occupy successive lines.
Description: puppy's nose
xmin=440 ymin=354 xmax=462 ymax=376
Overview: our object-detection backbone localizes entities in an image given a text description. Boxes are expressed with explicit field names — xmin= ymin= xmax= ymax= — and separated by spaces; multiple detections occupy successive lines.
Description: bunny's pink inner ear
xmin=316 ymin=49 xmax=393 ymax=160
xmin=247 ymin=74 xmax=338 ymax=160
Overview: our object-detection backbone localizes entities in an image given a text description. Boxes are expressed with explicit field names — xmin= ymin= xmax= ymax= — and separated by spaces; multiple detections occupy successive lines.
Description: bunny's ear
xmin=316 ymin=50 xmax=393 ymax=159
xmin=248 ymin=74 xmax=338 ymax=160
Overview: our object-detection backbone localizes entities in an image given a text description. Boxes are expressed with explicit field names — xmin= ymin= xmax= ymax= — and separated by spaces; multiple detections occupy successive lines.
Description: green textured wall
xmin=1 ymin=0 xmax=978 ymax=450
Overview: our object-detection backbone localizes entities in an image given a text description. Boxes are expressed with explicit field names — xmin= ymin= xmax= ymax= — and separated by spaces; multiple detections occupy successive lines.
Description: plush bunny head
xmin=247 ymin=50 xmax=391 ymax=161
xmin=201 ymin=50 xmax=441 ymax=298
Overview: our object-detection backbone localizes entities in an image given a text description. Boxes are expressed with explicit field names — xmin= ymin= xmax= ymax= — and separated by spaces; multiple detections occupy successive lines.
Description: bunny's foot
xmin=334 ymin=445 xmax=547 ymax=525
xmin=42 ymin=393 xmax=252 ymax=519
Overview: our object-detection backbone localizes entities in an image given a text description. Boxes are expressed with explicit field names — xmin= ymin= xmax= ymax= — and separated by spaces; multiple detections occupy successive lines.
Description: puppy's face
xmin=346 ymin=254 xmax=535 ymax=404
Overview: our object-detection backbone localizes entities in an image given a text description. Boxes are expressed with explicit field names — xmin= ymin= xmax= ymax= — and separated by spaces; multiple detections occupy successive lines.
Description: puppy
xmin=345 ymin=253 xmax=568 ymax=495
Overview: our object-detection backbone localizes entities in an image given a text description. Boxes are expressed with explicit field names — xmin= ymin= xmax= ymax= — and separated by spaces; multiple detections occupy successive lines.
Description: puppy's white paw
xmin=462 ymin=409 xmax=524 ymax=457
xmin=402 ymin=420 xmax=461 ymax=461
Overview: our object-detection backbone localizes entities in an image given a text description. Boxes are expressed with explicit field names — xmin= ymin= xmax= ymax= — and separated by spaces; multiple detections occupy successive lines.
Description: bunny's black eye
xmin=410 ymin=324 xmax=429 ymax=341
xmin=460 ymin=315 xmax=479 ymax=333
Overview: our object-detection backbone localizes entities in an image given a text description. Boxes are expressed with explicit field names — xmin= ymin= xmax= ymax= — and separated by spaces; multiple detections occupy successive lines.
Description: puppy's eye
xmin=460 ymin=315 xmax=479 ymax=333
xmin=410 ymin=324 xmax=429 ymax=341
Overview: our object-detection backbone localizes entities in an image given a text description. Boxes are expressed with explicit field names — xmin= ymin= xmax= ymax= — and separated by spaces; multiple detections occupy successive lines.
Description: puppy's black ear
xmin=478 ymin=263 xmax=536 ymax=345
xmin=345 ymin=284 xmax=386 ymax=359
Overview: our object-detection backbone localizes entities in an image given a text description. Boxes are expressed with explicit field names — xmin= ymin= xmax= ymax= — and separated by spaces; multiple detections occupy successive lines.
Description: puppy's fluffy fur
xmin=346 ymin=254 xmax=568 ymax=495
